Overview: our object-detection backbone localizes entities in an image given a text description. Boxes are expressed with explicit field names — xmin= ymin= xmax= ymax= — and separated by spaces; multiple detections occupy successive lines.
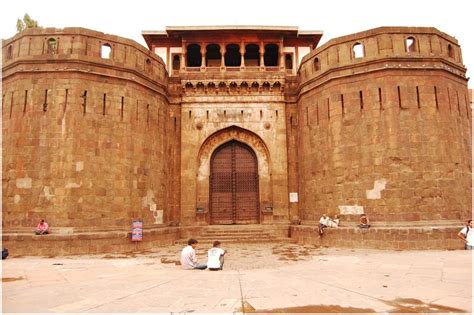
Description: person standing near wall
xmin=457 ymin=220 xmax=473 ymax=250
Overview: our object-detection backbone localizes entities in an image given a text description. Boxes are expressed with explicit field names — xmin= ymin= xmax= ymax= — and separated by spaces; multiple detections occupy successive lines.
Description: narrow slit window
xmin=327 ymin=98 xmax=330 ymax=120
xmin=9 ymin=92 xmax=14 ymax=118
xmin=448 ymin=88 xmax=452 ymax=112
xmin=82 ymin=90 xmax=87 ymax=114
xmin=136 ymin=100 xmax=139 ymax=121
xmin=359 ymin=91 xmax=364 ymax=111
xmin=121 ymin=96 xmax=124 ymax=120
xmin=456 ymin=90 xmax=461 ymax=115
xmin=64 ymin=89 xmax=68 ymax=112
xmin=316 ymin=103 xmax=319 ymax=125
xmin=341 ymin=94 xmax=345 ymax=116
xmin=465 ymin=93 xmax=470 ymax=119
xmin=306 ymin=107 xmax=309 ymax=126
xmin=206 ymin=110 xmax=209 ymax=120
xmin=147 ymin=104 xmax=150 ymax=123
xmin=7 ymin=45 xmax=13 ymax=60
xmin=43 ymin=89 xmax=48 ymax=112
xmin=416 ymin=87 xmax=421 ymax=108
xmin=434 ymin=86 xmax=439 ymax=110
xmin=378 ymin=88 xmax=383 ymax=110
xmin=103 ymin=93 xmax=106 ymax=115
xmin=23 ymin=90 xmax=28 ymax=113
xmin=397 ymin=86 xmax=402 ymax=108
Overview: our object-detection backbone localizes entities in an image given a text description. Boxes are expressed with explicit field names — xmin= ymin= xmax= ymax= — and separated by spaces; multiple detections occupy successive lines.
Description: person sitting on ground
xmin=35 ymin=219 xmax=49 ymax=235
xmin=457 ymin=220 xmax=473 ymax=250
xmin=318 ymin=214 xmax=330 ymax=236
xmin=207 ymin=240 xmax=226 ymax=271
xmin=358 ymin=214 xmax=370 ymax=228
xmin=327 ymin=214 xmax=340 ymax=228
xmin=180 ymin=239 xmax=207 ymax=270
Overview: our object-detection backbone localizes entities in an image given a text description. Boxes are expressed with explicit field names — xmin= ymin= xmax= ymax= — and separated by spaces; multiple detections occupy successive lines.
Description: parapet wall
xmin=297 ymin=27 xmax=471 ymax=223
xmin=2 ymin=28 xmax=174 ymax=232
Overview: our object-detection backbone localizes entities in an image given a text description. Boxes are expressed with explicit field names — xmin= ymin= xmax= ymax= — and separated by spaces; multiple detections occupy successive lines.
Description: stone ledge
xmin=290 ymin=224 xmax=463 ymax=250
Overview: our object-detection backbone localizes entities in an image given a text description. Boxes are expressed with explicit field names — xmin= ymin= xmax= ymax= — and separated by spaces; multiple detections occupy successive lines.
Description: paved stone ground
xmin=2 ymin=243 xmax=472 ymax=313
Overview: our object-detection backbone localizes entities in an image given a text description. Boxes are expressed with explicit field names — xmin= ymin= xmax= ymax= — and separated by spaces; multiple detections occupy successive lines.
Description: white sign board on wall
xmin=289 ymin=192 xmax=298 ymax=203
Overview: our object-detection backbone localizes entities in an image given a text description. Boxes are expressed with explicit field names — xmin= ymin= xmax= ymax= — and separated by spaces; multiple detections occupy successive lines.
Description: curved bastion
xmin=296 ymin=27 xmax=471 ymax=224
xmin=2 ymin=27 xmax=173 ymax=237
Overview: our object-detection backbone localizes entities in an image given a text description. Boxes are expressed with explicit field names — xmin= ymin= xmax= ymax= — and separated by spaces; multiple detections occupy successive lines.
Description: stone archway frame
xmin=196 ymin=126 xmax=272 ymax=222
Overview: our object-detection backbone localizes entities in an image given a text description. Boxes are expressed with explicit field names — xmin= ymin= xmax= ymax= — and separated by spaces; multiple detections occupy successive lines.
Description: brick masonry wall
xmin=296 ymin=27 xmax=472 ymax=223
xmin=2 ymin=28 xmax=172 ymax=231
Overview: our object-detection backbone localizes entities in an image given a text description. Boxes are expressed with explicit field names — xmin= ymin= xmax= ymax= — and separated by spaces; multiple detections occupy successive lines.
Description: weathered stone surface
xmin=1 ymin=26 xmax=471 ymax=253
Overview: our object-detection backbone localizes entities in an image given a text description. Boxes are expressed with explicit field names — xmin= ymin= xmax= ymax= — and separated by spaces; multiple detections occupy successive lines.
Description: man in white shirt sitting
xmin=180 ymin=239 xmax=207 ymax=270
xmin=207 ymin=240 xmax=226 ymax=271
xmin=318 ymin=214 xmax=330 ymax=237
xmin=457 ymin=220 xmax=473 ymax=250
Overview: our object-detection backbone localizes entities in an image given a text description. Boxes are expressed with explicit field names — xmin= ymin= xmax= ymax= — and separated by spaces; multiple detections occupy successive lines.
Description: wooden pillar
xmin=259 ymin=41 xmax=265 ymax=70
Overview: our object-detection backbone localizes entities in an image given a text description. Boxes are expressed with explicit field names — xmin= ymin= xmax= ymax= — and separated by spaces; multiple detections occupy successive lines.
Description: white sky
xmin=1 ymin=0 xmax=473 ymax=86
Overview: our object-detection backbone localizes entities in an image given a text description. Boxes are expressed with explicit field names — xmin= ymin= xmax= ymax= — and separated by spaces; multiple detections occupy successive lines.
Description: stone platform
xmin=1 ymin=221 xmax=466 ymax=257
xmin=2 ymin=245 xmax=472 ymax=313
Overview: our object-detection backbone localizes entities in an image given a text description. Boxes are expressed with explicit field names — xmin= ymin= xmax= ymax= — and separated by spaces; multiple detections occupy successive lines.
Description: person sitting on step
xmin=318 ymin=214 xmax=330 ymax=237
xmin=35 ymin=219 xmax=49 ymax=235
xmin=358 ymin=214 xmax=371 ymax=228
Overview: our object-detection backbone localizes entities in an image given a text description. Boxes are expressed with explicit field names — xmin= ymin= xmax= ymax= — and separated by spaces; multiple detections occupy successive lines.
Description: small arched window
xmin=285 ymin=54 xmax=293 ymax=69
xmin=172 ymin=54 xmax=181 ymax=70
xmin=101 ymin=44 xmax=112 ymax=59
xmin=47 ymin=38 xmax=57 ymax=54
xmin=352 ymin=42 xmax=364 ymax=58
xmin=447 ymin=44 xmax=454 ymax=58
xmin=7 ymin=45 xmax=13 ymax=60
xmin=313 ymin=57 xmax=320 ymax=71
xmin=145 ymin=58 xmax=151 ymax=72
xmin=406 ymin=36 xmax=416 ymax=53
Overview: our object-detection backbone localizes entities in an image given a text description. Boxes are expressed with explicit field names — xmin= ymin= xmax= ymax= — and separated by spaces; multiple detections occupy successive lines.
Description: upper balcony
xmin=142 ymin=26 xmax=323 ymax=77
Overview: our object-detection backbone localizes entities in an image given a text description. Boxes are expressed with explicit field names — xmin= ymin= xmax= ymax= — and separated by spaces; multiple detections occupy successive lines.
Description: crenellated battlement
xmin=298 ymin=27 xmax=466 ymax=91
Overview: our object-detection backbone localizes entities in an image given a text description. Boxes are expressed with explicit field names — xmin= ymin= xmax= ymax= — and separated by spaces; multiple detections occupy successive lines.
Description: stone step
xmin=200 ymin=232 xmax=271 ymax=236
xmin=174 ymin=237 xmax=292 ymax=245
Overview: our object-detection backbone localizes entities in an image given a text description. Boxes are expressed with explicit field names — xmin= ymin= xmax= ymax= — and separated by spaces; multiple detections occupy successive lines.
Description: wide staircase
xmin=176 ymin=224 xmax=292 ymax=245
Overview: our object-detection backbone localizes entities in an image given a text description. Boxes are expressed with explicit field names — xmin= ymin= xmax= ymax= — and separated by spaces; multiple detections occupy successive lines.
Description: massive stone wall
xmin=297 ymin=27 xmax=471 ymax=223
xmin=2 ymin=28 xmax=172 ymax=232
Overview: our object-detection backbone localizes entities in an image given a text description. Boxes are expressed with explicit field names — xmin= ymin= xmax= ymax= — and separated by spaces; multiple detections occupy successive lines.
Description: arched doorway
xmin=210 ymin=140 xmax=259 ymax=224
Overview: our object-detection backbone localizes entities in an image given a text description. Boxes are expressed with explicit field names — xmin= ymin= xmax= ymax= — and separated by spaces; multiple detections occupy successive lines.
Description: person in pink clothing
xmin=35 ymin=219 xmax=49 ymax=235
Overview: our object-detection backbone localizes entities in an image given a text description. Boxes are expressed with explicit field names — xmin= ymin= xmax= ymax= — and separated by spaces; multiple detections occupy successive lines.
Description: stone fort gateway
xmin=2 ymin=25 xmax=472 ymax=255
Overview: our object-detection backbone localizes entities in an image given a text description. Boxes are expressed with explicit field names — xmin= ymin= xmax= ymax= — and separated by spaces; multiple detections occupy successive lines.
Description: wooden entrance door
xmin=210 ymin=141 xmax=259 ymax=224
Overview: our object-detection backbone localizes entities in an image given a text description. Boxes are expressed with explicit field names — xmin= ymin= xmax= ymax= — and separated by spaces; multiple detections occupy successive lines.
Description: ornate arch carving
xmin=196 ymin=126 xmax=272 ymax=220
